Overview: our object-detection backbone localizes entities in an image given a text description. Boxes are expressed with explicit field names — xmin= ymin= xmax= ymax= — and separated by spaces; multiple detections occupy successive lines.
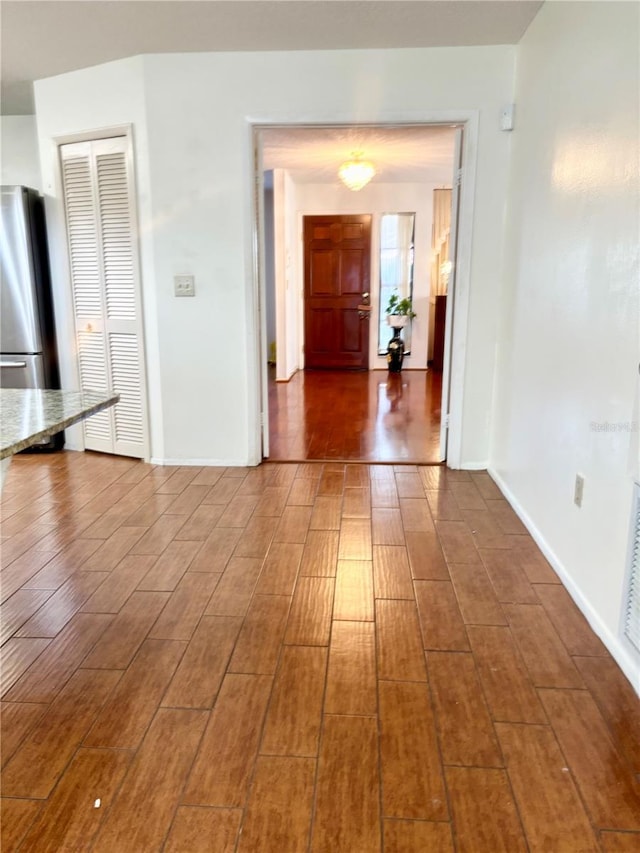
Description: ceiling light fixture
xmin=338 ymin=152 xmax=376 ymax=191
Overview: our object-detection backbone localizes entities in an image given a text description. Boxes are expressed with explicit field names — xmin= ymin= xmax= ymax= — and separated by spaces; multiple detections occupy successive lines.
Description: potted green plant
xmin=385 ymin=292 xmax=417 ymax=329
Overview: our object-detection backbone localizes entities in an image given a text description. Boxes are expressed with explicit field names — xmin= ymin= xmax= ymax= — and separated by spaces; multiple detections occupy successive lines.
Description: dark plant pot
xmin=387 ymin=327 xmax=405 ymax=372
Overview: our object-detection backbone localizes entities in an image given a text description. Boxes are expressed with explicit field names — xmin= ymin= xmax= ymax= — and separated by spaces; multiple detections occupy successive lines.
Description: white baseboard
xmin=150 ymin=457 xmax=253 ymax=467
xmin=488 ymin=466 xmax=640 ymax=696
xmin=460 ymin=461 xmax=489 ymax=471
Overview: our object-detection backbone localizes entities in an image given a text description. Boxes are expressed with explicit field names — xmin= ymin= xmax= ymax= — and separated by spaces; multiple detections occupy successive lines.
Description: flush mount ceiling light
xmin=338 ymin=152 xmax=376 ymax=191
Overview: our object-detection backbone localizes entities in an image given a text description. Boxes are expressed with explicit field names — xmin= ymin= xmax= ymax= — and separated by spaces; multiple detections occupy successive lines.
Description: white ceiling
xmin=1 ymin=0 xmax=543 ymax=115
xmin=261 ymin=124 xmax=458 ymax=184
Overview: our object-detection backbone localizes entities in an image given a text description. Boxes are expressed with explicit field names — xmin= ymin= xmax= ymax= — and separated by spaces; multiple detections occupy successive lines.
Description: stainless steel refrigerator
xmin=1 ymin=185 xmax=64 ymax=450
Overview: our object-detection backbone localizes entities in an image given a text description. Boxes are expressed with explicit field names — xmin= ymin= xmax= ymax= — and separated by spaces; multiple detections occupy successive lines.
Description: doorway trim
xmin=250 ymin=112 xmax=479 ymax=469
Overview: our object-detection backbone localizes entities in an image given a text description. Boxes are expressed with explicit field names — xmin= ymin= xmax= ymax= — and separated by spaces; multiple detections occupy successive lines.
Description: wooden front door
xmin=304 ymin=214 xmax=372 ymax=369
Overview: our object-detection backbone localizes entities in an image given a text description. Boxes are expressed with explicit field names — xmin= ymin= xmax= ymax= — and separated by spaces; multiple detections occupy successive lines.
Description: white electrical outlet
xmin=174 ymin=275 xmax=195 ymax=297
xmin=574 ymin=474 xmax=584 ymax=507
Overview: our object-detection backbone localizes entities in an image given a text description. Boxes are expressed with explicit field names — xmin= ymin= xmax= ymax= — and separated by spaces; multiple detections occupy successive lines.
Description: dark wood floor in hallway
xmin=1 ymin=452 xmax=640 ymax=852
xmin=268 ymin=368 xmax=442 ymax=463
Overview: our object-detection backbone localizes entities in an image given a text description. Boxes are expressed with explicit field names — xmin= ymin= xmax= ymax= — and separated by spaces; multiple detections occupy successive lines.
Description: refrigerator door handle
xmin=0 ymin=361 xmax=27 ymax=368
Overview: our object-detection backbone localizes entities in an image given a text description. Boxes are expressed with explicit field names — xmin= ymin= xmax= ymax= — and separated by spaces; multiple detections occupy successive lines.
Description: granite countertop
xmin=0 ymin=389 xmax=120 ymax=459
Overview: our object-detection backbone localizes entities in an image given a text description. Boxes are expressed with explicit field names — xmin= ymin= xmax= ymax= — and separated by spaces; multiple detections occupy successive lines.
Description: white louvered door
xmin=60 ymin=137 xmax=148 ymax=458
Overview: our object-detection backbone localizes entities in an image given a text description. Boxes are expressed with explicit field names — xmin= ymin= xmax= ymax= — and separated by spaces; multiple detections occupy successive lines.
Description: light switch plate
xmin=174 ymin=275 xmax=195 ymax=297
xmin=500 ymin=103 xmax=515 ymax=131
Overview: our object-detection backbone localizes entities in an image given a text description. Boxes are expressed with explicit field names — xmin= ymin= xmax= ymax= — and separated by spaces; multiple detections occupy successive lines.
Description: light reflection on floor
xmin=268 ymin=368 xmax=442 ymax=463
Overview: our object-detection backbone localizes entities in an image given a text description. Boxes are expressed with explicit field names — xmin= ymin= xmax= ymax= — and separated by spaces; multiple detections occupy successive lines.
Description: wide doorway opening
xmin=255 ymin=123 xmax=465 ymax=465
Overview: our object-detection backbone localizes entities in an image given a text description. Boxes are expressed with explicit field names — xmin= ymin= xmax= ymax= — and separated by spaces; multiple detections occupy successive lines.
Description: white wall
xmin=294 ymin=180 xmax=450 ymax=370
xmin=33 ymin=45 xmax=514 ymax=465
xmin=491 ymin=2 xmax=640 ymax=686
xmin=33 ymin=57 xmax=164 ymax=458
xmin=142 ymin=46 xmax=513 ymax=465
xmin=1 ymin=116 xmax=42 ymax=190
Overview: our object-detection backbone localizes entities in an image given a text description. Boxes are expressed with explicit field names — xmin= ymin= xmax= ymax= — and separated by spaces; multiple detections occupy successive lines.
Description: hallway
xmin=1 ymin=453 xmax=639 ymax=851
xmin=268 ymin=368 xmax=442 ymax=463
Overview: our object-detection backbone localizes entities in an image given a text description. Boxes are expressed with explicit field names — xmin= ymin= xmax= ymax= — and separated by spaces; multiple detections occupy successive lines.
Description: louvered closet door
xmin=60 ymin=137 xmax=148 ymax=458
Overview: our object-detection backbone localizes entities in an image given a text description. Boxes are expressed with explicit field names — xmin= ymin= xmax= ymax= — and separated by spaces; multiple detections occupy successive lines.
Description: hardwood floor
xmin=268 ymin=368 xmax=442 ymax=463
xmin=2 ymin=452 xmax=640 ymax=851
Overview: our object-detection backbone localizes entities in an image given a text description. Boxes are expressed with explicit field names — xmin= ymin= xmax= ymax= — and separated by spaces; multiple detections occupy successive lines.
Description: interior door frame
xmin=250 ymin=114 xmax=479 ymax=468
xmin=439 ymin=126 xmax=464 ymax=462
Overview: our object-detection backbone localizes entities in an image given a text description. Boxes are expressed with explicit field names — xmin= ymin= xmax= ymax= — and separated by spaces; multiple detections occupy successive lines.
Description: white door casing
xmin=251 ymin=115 xmax=478 ymax=468
xmin=253 ymin=132 xmax=270 ymax=458
xmin=439 ymin=126 xmax=464 ymax=462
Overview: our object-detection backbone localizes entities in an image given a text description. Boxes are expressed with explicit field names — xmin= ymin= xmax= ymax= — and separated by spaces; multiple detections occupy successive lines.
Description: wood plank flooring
xmin=268 ymin=368 xmax=442 ymax=463
xmin=2 ymin=452 xmax=640 ymax=852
